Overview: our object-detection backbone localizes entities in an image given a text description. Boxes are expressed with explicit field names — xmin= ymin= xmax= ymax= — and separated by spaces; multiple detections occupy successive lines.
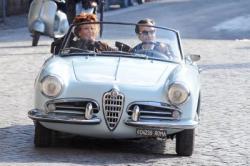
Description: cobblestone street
xmin=0 ymin=0 xmax=250 ymax=165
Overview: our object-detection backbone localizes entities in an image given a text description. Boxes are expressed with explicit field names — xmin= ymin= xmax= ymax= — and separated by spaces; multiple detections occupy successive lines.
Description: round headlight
xmin=40 ymin=76 xmax=63 ymax=98
xmin=167 ymin=83 xmax=189 ymax=105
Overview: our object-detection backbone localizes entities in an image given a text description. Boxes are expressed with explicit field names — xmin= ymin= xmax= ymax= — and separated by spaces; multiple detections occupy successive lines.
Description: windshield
xmin=60 ymin=22 xmax=182 ymax=62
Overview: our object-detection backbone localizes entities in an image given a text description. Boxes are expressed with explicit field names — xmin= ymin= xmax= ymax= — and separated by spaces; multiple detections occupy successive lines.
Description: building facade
xmin=0 ymin=0 xmax=29 ymax=16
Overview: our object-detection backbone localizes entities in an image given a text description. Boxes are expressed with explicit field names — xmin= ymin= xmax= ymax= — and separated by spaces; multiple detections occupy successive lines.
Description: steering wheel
xmin=133 ymin=42 xmax=172 ymax=60
xmin=135 ymin=48 xmax=170 ymax=61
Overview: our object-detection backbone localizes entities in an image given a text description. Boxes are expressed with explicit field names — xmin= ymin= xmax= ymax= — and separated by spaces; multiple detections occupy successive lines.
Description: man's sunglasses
xmin=139 ymin=30 xmax=155 ymax=35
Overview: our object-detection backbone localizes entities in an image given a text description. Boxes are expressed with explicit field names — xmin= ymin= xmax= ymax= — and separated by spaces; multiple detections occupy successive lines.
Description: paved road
xmin=0 ymin=0 xmax=250 ymax=165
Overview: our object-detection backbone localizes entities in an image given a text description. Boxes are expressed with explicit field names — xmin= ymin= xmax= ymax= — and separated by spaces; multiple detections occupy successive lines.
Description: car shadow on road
xmin=0 ymin=125 xmax=179 ymax=165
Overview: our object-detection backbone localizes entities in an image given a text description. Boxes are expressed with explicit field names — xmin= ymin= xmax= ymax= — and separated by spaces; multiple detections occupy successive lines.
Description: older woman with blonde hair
xmin=72 ymin=13 xmax=114 ymax=52
xmin=73 ymin=13 xmax=99 ymax=41
xmin=51 ymin=13 xmax=114 ymax=54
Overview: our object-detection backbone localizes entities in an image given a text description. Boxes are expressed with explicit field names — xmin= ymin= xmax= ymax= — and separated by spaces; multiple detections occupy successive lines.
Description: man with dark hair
xmin=133 ymin=18 xmax=174 ymax=59
xmin=134 ymin=18 xmax=155 ymax=35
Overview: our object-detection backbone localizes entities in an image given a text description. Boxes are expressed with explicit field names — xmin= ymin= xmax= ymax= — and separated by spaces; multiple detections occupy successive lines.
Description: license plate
xmin=136 ymin=128 xmax=167 ymax=138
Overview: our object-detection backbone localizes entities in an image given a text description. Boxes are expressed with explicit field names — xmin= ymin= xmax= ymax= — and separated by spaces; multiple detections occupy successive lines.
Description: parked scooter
xmin=28 ymin=0 xmax=69 ymax=46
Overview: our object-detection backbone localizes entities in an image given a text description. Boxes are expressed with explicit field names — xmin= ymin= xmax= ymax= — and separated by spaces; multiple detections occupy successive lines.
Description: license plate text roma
xmin=136 ymin=128 xmax=167 ymax=138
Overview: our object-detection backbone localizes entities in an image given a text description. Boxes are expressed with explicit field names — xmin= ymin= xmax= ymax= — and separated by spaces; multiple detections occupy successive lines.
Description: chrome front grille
xmin=45 ymin=99 xmax=99 ymax=115
xmin=103 ymin=89 xmax=124 ymax=131
xmin=127 ymin=102 xmax=181 ymax=120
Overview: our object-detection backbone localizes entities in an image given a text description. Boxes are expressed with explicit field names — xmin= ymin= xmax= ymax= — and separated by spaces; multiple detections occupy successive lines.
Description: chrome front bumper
xmin=125 ymin=119 xmax=198 ymax=129
xmin=28 ymin=109 xmax=197 ymax=129
xmin=28 ymin=109 xmax=101 ymax=125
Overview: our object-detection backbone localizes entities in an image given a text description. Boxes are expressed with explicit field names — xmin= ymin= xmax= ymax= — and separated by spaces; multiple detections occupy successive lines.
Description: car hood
xmin=72 ymin=56 xmax=178 ymax=86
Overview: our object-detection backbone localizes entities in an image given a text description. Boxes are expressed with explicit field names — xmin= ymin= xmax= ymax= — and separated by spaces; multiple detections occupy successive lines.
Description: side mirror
xmin=189 ymin=54 xmax=201 ymax=62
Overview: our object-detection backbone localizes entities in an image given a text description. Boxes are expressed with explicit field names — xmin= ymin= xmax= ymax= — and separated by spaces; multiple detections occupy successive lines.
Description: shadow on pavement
xmin=0 ymin=125 xmax=179 ymax=164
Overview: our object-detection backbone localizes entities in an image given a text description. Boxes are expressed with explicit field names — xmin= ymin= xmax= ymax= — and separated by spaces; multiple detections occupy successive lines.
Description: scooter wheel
xmin=32 ymin=31 xmax=40 ymax=46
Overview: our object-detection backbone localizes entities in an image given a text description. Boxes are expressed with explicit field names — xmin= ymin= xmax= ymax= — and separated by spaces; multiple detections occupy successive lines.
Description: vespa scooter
xmin=28 ymin=0 xmax=69 ymax=46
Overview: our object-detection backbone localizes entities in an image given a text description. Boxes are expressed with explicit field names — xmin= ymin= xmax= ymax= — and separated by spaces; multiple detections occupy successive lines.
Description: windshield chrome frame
xmin=59 ymin=21 xmax=184 ymax=61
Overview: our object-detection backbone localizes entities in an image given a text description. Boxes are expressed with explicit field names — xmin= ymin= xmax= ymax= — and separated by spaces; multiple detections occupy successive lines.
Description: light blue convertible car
xmin=28 ymin=22 xmax=201 ymax=156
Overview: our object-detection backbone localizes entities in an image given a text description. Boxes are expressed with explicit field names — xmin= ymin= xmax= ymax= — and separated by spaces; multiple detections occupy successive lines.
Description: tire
xmin=32 ymin=31 xmax=40 ymax=46
xmin=176 ymin=129 xmax=195 ymax=156
xmin=120 ymin=0 xmax=129 ymax=8
xmin=34 ymin=121 xmax=55 ymax=147
xmin=137 ymin=0 xmax=145 ymax=4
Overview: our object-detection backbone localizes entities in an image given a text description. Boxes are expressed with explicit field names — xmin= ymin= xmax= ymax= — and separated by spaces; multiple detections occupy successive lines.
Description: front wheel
xmin=34 ymin=122 xmax=55 ymax=147
xmin=32 ymin=31 xmax=40 ymax=46
xmin=176 ymin=129 xmax=195 ymax=156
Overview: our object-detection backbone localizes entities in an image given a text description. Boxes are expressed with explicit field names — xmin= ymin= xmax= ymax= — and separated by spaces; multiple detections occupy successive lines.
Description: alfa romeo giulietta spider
xmin=28 ymin=22 xmax=201 ymax=156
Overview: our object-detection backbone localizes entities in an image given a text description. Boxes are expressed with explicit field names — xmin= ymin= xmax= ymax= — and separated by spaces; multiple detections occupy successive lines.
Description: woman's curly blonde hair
xmin=73 ymin=13 xmax=98 ymax=24
xmin=73 ymin=13 xmax=99 ymax=37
